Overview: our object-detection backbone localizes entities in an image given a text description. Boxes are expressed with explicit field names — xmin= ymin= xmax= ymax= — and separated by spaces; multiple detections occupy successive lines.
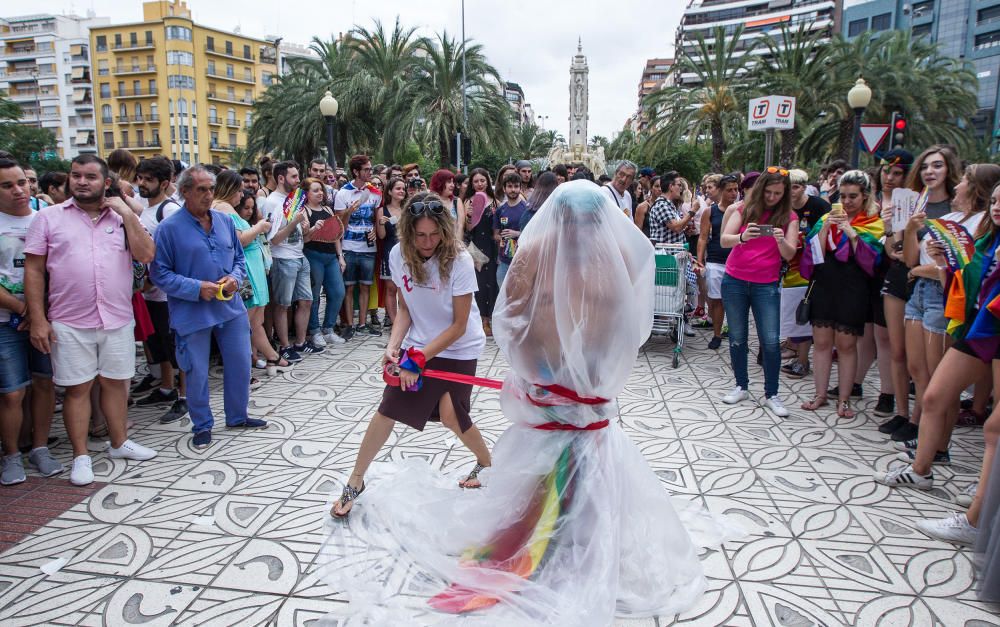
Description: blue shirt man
xmin=149 ymin=166 xmax=266 ymax=448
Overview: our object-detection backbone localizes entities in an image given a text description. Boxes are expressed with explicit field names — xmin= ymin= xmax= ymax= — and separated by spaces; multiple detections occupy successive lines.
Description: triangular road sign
xmin=860 ymin=124 xmax=890 ymax=154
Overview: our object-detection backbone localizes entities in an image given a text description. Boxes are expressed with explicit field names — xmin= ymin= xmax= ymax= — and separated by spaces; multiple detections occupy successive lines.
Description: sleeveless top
xmin=706 ymin=202 xmax=729 ymax=264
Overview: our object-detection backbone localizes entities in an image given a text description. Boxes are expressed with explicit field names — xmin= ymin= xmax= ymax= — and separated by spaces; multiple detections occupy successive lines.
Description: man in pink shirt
xmin=23 ymin=154 xmax=158 ymax=486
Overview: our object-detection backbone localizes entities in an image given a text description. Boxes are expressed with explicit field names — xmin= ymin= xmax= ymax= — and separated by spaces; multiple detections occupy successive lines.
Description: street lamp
xmin=847 ymin=77 xmax=872 ymax=169
xmin=319 ymin=90 xmax=339 ymax=170
xmin=537 ymin=114 xmax=549 ymax=129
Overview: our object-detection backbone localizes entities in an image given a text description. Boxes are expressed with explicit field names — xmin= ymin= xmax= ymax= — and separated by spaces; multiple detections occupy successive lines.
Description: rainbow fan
xmin=925 ymin=219 xmax=975 ymax=271
xmin=283 ymin=188 xmax=306 ymax=222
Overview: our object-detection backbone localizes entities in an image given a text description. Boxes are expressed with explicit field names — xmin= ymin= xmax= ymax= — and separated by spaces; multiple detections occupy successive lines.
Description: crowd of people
xmin=1 ymin=142 xmax=999 ymax=604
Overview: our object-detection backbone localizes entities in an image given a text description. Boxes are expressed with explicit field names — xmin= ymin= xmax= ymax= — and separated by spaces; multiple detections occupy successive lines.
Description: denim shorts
xmin=904 ymin=277 xmax=948 ymax=334
xmin=343 ymin=251 xmax=376 ymax=286
xmin=270 ymin=257 xmax=313 ymax=306
xmin=0 ymin=323 xmax=53 ymax=394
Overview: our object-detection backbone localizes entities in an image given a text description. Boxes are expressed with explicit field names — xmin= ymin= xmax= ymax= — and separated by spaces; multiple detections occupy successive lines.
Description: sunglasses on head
xmin=409 ymin=200 xmax=445 ymax=216
xmin=766 ymin=166 xmax=789 ymax=177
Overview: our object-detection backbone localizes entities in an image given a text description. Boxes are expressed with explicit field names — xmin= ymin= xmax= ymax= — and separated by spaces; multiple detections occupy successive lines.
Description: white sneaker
xmin=915 ymin=512 xmax=978 ymax=546
xmin=310 ymin=333 xmax=328 ymax=348
xmin=956 ymin=482 xmax=978 ymax=508
xmin=873 ymin=464 xmax=933 ymax=490
xmin=108 ymin=439 xmax=157 ymax=461
xmin=722 ymin=386 xmax=749 ymax=404
xmin=70 ymin=455 xmax=94 ymax=486
xmin=322 ymin=328 xmax=346 ymax=345
xmin=254 ymin=358 xmax=267 ymax=369
xmin=765 ymin=396 xmax=790 ymax=417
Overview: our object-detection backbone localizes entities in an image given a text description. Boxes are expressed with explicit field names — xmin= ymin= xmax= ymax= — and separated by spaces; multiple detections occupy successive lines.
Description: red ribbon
xmin=533 ymin=419 xmax=610 ymax=431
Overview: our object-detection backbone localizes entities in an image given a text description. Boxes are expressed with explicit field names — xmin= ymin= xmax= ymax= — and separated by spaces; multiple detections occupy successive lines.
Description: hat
xmin=638 ymin=167 xmax=656 ymax=178
xmin=514 ymin=160 xmax=533 ymax=170
xmin=740 ymin=171 xmax=760 ymax=191
xmin=880 ymin=149 xmax=915 ymax=173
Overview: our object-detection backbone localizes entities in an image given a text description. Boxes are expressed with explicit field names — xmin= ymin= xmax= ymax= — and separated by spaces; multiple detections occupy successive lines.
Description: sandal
xmin=837 ymin=400 xmax=855 ymax=418
xmin=800 ymin=397 xmax=829 ymax=411
xmin=331 ymin=480 xmax=365 ymax=518
xmin=265 ymin=357 xmax=292 ymax=376
xmin=459 ymin=463 xmax=488 ymax=489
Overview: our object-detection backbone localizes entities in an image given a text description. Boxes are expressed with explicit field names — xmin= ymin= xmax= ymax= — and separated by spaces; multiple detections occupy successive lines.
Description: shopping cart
xmin=651 ymin=243 xmax=689 ymax=368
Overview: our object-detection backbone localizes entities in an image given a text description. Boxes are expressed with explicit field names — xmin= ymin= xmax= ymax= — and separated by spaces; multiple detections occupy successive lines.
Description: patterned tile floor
xmin=0 ymin=325 xmax=997 ymax=626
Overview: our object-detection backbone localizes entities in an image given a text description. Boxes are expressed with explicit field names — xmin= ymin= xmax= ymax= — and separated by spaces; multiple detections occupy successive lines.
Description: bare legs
xmin=63 ymin=376 xmax=131 ymax=457
xmin=884 ymin=296 xmax=912 ymax=420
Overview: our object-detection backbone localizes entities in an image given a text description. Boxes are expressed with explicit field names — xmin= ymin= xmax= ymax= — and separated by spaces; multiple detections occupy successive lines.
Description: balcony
xmin=116 ymin=114 xmax=160 ymax=123
xmin=70 ymin=54 xmax=89 ymax=64
xmin=0 ymin=69 xmax=57 ymax=82
xmin=209 ymin=142 xmax=235 ymax=152
xmin=206 ymin=69 xmax=255 ymax=85
xmin=206 ymin=92 xmax=254 ymax=105
xmin=20 ymin=110 xmax=62 ymax=122
xmin=118 ymin=141 xmax=163 ymax=150
xmin=204 ymin=45 xmax=255 ymax=62
xmin=116 ymin=88 xmax=159 ymax=99
xmin=0 ymin=48 xmax=42 ymax=61
xmin=112 ymin=41 xmax=156 ymax=52
xmin=7 ymin=91 xmax=58 ymax=102
xmin=226 ymin=118 xmax=241 ymax=128
xmin=113 ymin=64 xmax=157 ymax=75
xmin=207 ymin=116 xmax=222 ymax=125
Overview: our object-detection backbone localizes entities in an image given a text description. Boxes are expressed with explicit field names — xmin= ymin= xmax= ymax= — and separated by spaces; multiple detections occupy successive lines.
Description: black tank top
xmin=706 ymin=203 xmax=730 ymax=264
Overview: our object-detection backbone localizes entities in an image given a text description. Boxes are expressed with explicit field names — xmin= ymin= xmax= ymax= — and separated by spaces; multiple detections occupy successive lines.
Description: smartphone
xmin=758 ymin=224 xmax=774 ymax=236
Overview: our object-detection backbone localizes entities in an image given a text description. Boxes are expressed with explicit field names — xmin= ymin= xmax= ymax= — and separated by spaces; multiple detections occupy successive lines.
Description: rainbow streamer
xmin=925 ymin=219 xmax=975 ymax=271
xmin=283 ymin=188 xmax=306 ymax=222
xmin=428 ymin=445 xmax=575 ymax=614
xmin=946 ymin=233 xmax=1000 ymax=360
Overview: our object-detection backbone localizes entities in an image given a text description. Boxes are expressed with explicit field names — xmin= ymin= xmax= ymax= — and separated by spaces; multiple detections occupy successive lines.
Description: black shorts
xmin=144 ymin=300 xmax=178 ymax=368
xmin=378 ymin=356 xmax=477 ymax=433
xmin=952 ymin=337 xmax=1000 ymax=363
xmin=882 ymin=260 xmax=910 ymax=301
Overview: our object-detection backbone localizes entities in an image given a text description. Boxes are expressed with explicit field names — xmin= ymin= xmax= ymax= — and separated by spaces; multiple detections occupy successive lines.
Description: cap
xmin=740 ymin=171 xmax=760 ymax=191
xmin=639 ymin=167 xmax=656 ymax=177
xmin=881 ymin=149 xmax=915 ymax=173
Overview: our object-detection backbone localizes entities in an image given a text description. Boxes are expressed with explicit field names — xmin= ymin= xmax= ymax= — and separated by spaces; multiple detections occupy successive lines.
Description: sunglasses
xmin=409 ymin=200 xmax=445 ymax=215
xmin=766 ymin=166 xmax=789 ymax=177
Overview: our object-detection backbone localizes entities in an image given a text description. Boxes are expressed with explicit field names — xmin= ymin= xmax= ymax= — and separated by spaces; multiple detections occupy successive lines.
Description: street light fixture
xmin=537 ymin=114 xmax=549 ymax=129
xmin=319 ymin=90 xmax=339 ymax=170
xmin=847 ymin=77 xmax=872 ymax=169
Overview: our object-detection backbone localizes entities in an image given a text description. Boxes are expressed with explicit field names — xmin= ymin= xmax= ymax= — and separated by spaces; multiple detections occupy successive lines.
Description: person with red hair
xmin=429 ymin=169 xmax=466 ymax=238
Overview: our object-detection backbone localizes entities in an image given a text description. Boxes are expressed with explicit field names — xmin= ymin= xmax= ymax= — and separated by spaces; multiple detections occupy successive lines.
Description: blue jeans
xmin=304 ymin=248 xmax=346 ymax=334
xmin=720 ymin=274 xmax=781 ymax=398
xmin=496 ymin=260 xmax=510 ymax=287
xmin=175 ymin=316 xmax=251 ymax=434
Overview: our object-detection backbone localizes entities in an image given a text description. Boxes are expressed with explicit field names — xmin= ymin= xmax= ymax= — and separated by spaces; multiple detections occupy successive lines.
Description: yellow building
xmin=90 ymin=0 xmax=278 ymax=164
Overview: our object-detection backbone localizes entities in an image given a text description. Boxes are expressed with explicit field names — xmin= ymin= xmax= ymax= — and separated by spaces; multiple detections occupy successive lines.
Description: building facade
xmin=1 ymin=13 xmax=109 ymax=159
xmin=504 ymin=81 xmax=529 ymax=126
xmin=89 ymin=0 xmax=278 ymax=165
xmin=843 ymin=0 xmax=1000 ymax=150
xmin=635 ymin=57 xmax=674 ymax=134
xmin=675 ymin=0 xmax=842 ymax=87
xmin=569 ymin=42 xmax=588 ymax=149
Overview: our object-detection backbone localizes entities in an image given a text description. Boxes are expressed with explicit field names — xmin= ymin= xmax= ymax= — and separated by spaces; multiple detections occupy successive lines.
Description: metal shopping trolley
xmin=651 ymin=243 xmax=689 ymax=368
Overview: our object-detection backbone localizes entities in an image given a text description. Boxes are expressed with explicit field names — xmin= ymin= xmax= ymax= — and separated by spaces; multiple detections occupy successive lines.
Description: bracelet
xmin=738 ymin=232 xmax=745 ymax=244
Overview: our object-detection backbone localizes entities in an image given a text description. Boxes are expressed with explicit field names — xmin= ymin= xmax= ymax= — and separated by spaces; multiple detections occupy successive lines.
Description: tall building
xmin=635 ymin=57 xmax=674 ymax=134
xmin=504 ymin=81 xmax=529 ymax=125
xmin=89 ymin=0 xmax=278 ymax=165
xmin=674 ymin=0 xmax=842 ymax=87
xmin=0 ymin=13 xmax=110 ymax=159
xmin=843 ymin=0 xmax=1000 ymax=150
xmin=569 ymin=41 xmax=588 ymax=149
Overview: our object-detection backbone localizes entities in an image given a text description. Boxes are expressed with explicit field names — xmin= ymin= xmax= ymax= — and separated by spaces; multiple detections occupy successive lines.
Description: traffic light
xmin=890 ymin=111 xmax=907 ymax=149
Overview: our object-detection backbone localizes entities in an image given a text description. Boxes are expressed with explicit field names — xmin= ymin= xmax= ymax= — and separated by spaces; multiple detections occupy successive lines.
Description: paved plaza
xmin=0 ymin=327 xmax=997 ymax=626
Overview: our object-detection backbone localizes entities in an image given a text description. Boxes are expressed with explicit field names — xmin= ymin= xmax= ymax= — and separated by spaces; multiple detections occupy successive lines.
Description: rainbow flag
xmin=428 ymin=445 xmax=576 ymax=614
xmin=925 ymin=219 xmax=975 ymax=271
xmin=946 ymin=233 xmax=1000 ymax=360
xmin=283 ymin=188 xmax=306 ymax=222
xmin=800 ymin=212 xmax=884 ymax=280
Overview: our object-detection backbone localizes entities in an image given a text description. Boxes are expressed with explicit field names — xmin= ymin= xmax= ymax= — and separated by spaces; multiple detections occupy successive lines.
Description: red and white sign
xmin=860 ymin=124 xmax=890 ymax=154
xmin=748 ymin=96 xmax=796 ymax=131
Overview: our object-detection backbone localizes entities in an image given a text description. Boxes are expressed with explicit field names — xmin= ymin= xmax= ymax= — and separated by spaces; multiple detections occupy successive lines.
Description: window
xmin=114 ymin=33 xmax=122 ymax=47
xmin=981 ymin=6 xmax=1000 ymax=25
xmin=226 ymin=63 xmax=234 ymax=78
xmin=150 ymin=103 xmax=158 ymax=119
xmin=166 ymin=26 xmax=192 ymax=41
xmin=193 ymin=127 xmax=198 ymax=142
xmin=243 ymin=44 xmax=251 ymax=59
xmin=100 ymin=83 xmax=110 ymax=98
xmin=148 ymin=79 xmax=156 ymax=92
xmin=262 ymin=71 xmax=273 ymax=86
xmin=206 ymin=36 xmax=215 ymax=51
xmin=145 ymin=30 xmax=153 ymax=45
xmin=225 ymin=41 xmax=233 ymax=55
xmin=180 ymin=125 xmax=189 ymax=142
xmin=167 ymin=51 xmax=193 ymax=66
xmin=101 ymin=104 xmax=112 ymax=123
xmin=228 ymin=132 xmax=237 ymax=146
xmin=227 ymin=87 xmax=236 ymax=100
xmin=912 ymin=1 xmax=934 ymax=17
xmin=119 ymin=103 xmax=127 ymax=118
xmin=152 ymin=128 xmax=160 ymax=144
xmin=209 ymin=105 xmax=217 ymax=121
xmin=913 ymin=23 xmax=933 ymax=37
xmin=848 ymin=18 xmax=867 ymax=37
xmin=121 ymin=130 xmax=129 ymax=146
xmin=96 ymin=35 xmax=107 ymax=51
xmin=243 ymin=88 xmax=251 ymax=102
xmin=211 ymin=131 xmax=219 ymax=146
xmin=246 ymin=110 xmax=252 ymax=126
xmin=103 ymin=131 xmax=114 ymax=149
xmin=168 ymin=99 xmax=174 ymax=115
xmin=244 ymin=67 xmax=253 ymax=81
xmin=134 ymin=103 xmax=142 ymax=118
xmin=975 ymin=30 xmax=1000 ymax=50
xmin=137 ymin=129 xmax=144 ymax=145
xmin=129 ymin=32 xmax=137 ymax=46
xmin=167 ymin=75 xmax=195 ymax=89
xmin=117 ymin=81 xmax=125 ymax=94
xmin=207 ymin=60 xmax=216 ymax=74
xmin=170 ymin=125 xmax=175 ymax=141
xmin=98 ymin=59 xmax=109 ymax=76
xmin=133 ymin=80 xmax=141 ymax=93
xmin=227 ymin=107 xmax=236 ymax=123
xmin=179 ymin=98 xmax=188 ymax=116
xmin=871 ymin=13 xmax=892 ymax=31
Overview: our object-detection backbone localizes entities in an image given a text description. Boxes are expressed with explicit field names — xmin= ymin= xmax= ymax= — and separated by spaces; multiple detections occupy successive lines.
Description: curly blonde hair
xmin=398 ymin=191 xmax=460 ymax=285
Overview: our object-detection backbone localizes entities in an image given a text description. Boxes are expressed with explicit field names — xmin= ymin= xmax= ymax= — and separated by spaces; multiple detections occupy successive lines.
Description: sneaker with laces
xmin=136 ymin=387 xmax=178 ymax=406
xmin=341 ymin=326 xmax=355 ymax=341
xmin=70 ymin=455 xmax=94 ymax=486
xmin=108 ymin=439 xmax=157 ymax=461
xmin=956 ymin=482 xmax=978 ymax=508
xmin=192 ymin=430 xmax=212 ymax=449
xmin=874 ymin=464 xmax=933 ymax=490
xmin=1 ymin=454 xmax=26 ymax=485
xmin=131 ymin=374 xmax=160 ymax=394
xmin=873 ymin=393 xmax=895 ymax=417
xmin=159 ymin=399 xmax=189 ymax=424
xmin=765 ymin=396 xmax=790 ymax=417
xmin=369 ymin=312 xmax=382 ymax=331
xmin=690 ymin=316 xmax=712 ymax=329
xmin=915 ymin=512 xmax=978 ymax=545
xmin=892 ymin=437 xmax=919 ymax=452
xmin=367 ymin=324 xmax=382 ymax=336
xmin=280 ymin=347 xmax=303 ymax=363
xmin=781 ymin=361 xmax=809 ymax=378
xmin=309 ymin=332 xmax=328 ymax=348
xmin=722 ymin=387 xmax=749 ymax=404
xmin=322 ymin=328 xmax=346 ymax=345
xmin=891 ymin=421 xmax=919 ymax=442
xmin=878 ymin=414 xmax=909 ymax=435
xmin=28 ymin=447 xmax=63 ymax=477
xmin=297 ymin=341 xmax=325 ymax=355
xmin=896 ymin=448 xmax=950 ymax=465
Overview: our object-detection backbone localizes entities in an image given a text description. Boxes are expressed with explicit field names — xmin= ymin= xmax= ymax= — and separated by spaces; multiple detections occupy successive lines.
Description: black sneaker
xmin=874 ymin=393 xmax=895 ymax=417
xmin=897 ymin=448 xmax=951 ymax=466
xmin=877 ymin=414 xmax=909 ymax=434
xmin=296 ymin=341 xmax=325 ymax=355
xmin=136 ymin=387 xmax=178 ymax=406
xmin=226 ymin=418 xmax=269 ymax=429
xmin=367 ymin=324 xmax=382 ymax=336
xmin=341 ymin=326 xmax=355 ymax=341
xmin=369 ymin=312 xmax=382 ymax=331
xmin=280 ymin=347 xmax=303 ymax=363
xmin=355 ymin=324 xmax=370 ymax=335
xmin=708 ymin=336 xmax=722 ymax=350
xmin=159 ymin=399 xmax=189 ymax=424
xmin=383 ymin=318 xmax=393 ymax=330
xmin=829 ymin=383 xmax=863 ymax=398
xmin=132 ymin=374 xmax=160 ymax=394
xmin=891 ymin=421 xmax=919 ymax=442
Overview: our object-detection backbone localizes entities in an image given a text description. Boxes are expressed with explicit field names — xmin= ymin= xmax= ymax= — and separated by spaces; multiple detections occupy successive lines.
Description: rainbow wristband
xmin=398 ymin=348 xmax=427 ymax=392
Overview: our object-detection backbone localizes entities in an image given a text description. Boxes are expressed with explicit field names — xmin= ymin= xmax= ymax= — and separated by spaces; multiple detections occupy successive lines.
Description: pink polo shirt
xmin=23 ymin=198 xmax=135 ymax=330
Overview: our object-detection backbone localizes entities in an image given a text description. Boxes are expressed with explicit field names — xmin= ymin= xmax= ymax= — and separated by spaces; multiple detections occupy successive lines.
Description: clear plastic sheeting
xmin=319 ymin=180 xmax=743 ymax=626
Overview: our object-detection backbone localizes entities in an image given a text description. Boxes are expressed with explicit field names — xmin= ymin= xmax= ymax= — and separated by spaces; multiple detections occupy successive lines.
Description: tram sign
xmin=748 ymin=96 xmax=796 ymax=131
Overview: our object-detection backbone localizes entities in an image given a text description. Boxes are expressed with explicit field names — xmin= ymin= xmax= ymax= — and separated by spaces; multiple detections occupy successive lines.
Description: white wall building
xmin=1 ymin=12 xmax=110 ymax=159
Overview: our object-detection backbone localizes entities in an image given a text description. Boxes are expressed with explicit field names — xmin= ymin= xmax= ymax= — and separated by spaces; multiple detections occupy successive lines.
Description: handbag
xmin=795 ymin=281 xmax=815 ymax=326
xmin=239 ymin=278 xmax=254 ymax=302
xmin=467 ymin=242 xmax=490 ymax=272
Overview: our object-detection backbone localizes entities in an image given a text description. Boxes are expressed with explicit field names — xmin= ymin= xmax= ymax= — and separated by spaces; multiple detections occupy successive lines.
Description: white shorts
xmin=705 ymin=263 xmax=726 ymax=300
xmin=780 ymin=285 xmax=812 ymax=338
xmin=50 ymin=321 xmax=137 ymax=386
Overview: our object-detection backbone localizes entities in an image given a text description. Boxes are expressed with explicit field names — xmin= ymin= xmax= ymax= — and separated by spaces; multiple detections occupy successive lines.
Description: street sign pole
xmin=764 ymin=129 xmax=775 ymax=167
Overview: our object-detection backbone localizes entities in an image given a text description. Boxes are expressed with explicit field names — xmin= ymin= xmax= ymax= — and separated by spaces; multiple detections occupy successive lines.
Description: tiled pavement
xmin=0 ymin=325 xmax=997 ymax=626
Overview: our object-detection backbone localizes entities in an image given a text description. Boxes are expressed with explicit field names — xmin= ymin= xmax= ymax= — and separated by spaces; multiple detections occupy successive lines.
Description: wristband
xmin=215 ymin=282 xmax=233 ymax=301
xmin=398 ymin=347 xmax=427 ymax=392
xmin=738 ymin=232 xmax=745 ymax=244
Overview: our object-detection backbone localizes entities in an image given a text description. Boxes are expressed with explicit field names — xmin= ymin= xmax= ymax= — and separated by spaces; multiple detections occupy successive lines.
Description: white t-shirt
xmin=141 ymin=198 xmax=183 ymax=302
xmin=918 ymin=210 xmax=985 ymax=266
xmin=604 ymin=185 xmax=633 ymax=219
xmin=264 ymin=189 xmax=304 ymax=260
xmin=0 ymin=211 xmax=35 ymax=323
xmin=334 ymin=183 xmax=378 ymax=254
xmin=389 ymin=244 xmax=484 ymax=361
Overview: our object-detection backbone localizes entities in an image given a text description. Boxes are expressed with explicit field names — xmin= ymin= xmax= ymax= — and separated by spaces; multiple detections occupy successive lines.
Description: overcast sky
xmin=29 ymin=0 xmax=686 ymax=139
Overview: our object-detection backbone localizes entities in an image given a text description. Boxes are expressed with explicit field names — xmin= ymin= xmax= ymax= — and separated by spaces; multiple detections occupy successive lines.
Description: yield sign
xmin=859 ymin=124 xmax=890 ymax=154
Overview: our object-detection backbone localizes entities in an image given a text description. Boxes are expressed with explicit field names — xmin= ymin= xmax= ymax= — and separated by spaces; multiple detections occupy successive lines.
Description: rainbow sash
xmin=925 ymin=219 xmax=975 ymax=271
xmin=800 ymin=212 xmax=884 ymax=280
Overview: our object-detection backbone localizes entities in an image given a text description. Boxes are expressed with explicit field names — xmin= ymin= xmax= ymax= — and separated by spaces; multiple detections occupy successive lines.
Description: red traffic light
xmin=894 ymin=118 xmax=907 ymax=130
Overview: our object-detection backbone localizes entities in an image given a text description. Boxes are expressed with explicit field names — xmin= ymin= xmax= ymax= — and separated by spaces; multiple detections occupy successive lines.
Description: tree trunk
xmin=835 ymin=118 xmax=853 ymax=163
xmin=779 ymin=128 xmax=797 ymax=168
xmin=711 ymin=119 xmax=725 ymax=173
xmin=438 ymin=130 xmax=450 ymax=168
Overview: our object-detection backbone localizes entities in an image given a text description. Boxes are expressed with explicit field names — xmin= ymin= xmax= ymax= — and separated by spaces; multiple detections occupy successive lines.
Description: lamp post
xmin=537 ymin=114 xmax=549 ymax=129
xmin=847 ymin=77 xmax=872 ymax=169
xmin=319 ymin=90 xmax=339 ymax=170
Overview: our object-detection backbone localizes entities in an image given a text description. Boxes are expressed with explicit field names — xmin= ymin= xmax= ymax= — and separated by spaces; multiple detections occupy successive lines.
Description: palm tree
xmin=643 ymin=25 xmax=758 ymax=172
xmin=511 ymin=122 xmax=554 ymax=159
